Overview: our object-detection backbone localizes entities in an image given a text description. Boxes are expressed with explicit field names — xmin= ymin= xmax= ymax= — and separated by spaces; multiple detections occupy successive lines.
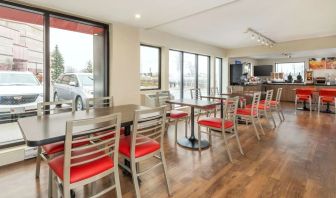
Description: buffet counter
xmin=231 ymin=84 xmax=336 ymax=102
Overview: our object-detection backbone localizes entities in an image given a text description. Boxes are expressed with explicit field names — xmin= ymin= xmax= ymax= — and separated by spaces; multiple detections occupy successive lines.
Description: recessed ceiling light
xmin=134 ymin=14 xmax=141 ymax=19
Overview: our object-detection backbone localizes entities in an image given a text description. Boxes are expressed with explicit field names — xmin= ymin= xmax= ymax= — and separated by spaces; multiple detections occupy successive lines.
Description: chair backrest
xmin=190 ymin=88 xmax=202 ymax=99
xmin=319 ymin=89 xmax=336 ymax=97
xmin=264 ymin=90 xmax=274 ymax=109
xmin=37 ymin=100 xmax=75 ymax=116
xmin=223 ymin=96 xmax=239 ymax=124
xmin=155 ymin=91 xmax=172 ymax=111
xmin=131 ymin=106 xmax=166 ymax=157
xmin=296 ymin=88 xmax=313 ymax=96
xmin=250 ymin=92 xmax=261 ymax=115
xmin=86 ymin=96 xmax=113 ymax=112
xmin=276 ymin=88 xmax=283 ymax=103
xmin=63 ymin=113 xmax=121 ymax=186
xmin=210 ymin=87 xmax=220 ymax=96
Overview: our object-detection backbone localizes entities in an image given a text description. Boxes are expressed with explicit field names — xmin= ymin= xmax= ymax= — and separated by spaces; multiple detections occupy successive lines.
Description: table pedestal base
xmin=177 ymin=137 xmax=209 ymax=149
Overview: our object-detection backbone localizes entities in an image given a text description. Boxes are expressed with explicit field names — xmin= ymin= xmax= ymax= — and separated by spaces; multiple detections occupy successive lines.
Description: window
xmin=168 ymin=50 xmax=211 ymax=99
xmin=275 ymin=62 xmax=305 ymax=81
xmin=215 ymin=58 xmax=223 ymax=93
xmin=169 ymin=51 xmax=182 ymax=99
xmin=140 ymin=45 xmax=161 ymax=90
xmin=0 ymin=2 xmax=109 ymax=148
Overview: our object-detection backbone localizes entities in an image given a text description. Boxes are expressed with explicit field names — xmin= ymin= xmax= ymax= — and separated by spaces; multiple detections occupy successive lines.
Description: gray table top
xmin=166 ymin=99 xmax=220 ymax=108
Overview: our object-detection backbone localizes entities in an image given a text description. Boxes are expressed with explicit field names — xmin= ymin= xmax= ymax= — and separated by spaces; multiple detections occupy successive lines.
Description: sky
xmin=50 ymin=28 xmax=93 ymax=72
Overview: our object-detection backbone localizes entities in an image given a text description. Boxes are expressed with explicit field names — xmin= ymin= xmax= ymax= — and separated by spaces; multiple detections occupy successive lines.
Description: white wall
xmin=139 ymin=29 xmax=227 ymax=94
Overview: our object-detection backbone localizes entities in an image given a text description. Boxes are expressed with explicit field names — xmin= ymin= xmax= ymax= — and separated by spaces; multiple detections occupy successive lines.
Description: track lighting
xmin=245 ymin=28 xmax=275 ymax=47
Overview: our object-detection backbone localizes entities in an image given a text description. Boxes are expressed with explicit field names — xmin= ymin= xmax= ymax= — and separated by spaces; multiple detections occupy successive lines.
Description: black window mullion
xmin=219 ymin=58 xmax=223 ymax=93
xmin=181 ymin=52 xmax=184 ymax=99
xmin=43 ymin=13 xmax=50 ymax=103
xmin=207 ymin=56 xmax=211 ymax=96
xmin=195 ymin=55 xmax=199 ymax=90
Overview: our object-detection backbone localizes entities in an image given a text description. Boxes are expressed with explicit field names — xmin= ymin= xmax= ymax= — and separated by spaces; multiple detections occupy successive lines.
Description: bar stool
xmin=190 ymin=88 xmax=217 ymax=119
xmin=118 ymin=107 xmax=171 ymax=198
xmin=155 ymin=91 xmax=189 ymax=143
xmin=48 ymin=113 xmax=122 ymax=198
xmin=236 ymin=92 xmax=264 ymax=140
xmin=318 ymin=89 xmax=336 ymax=113
xmin=35 ymin=100 xmax=88 ymax=179
xmin=197 ymin=96 xmax=244 ymax=161
xmin=295 ymin=88 xmax=313 ymax=111
xmin=261 ymin=88 xmax=285 ymax=121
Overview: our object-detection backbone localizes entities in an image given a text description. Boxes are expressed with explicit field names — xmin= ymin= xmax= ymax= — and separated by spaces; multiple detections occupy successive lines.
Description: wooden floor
xmin=1 ymin=103 xmax=336 ymax=198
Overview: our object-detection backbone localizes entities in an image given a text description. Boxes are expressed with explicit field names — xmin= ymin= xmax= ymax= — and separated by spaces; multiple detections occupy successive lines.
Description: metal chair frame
xmin=259 ymin=90 xmax=276 ymax=128
xmin=295 ymin=89 xmax=313 ymax=112
xmin=86 ymin=96 xmax=114 ymax=111
xmin=118 ymin=107 xmax=171 ymax=198
xmin=190 ymin=88 xmax=217 ymax=119
xmin=197 ymin=97 xmax=244 ymax=162
xmin=49 ymin=113 xmax=122 ymax=198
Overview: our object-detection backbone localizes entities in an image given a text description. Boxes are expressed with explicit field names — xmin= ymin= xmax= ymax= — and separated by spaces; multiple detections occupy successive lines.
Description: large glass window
xmin=198 ymin=55 xmax=210 ymax=95
xmin=169 ymin=50 xmax=211 ymax=99
xmin=215 ymin=57 xmax=223 ymax=93
xmin=169 ymin=51 xmax=182 ymax=99
xmin=275 ymin=62 xmax=305 ymax=81
xmin=0 ymin=2 xmax=108 ymax=148
xmin=140 ymin=45 xmax=161 ymax=90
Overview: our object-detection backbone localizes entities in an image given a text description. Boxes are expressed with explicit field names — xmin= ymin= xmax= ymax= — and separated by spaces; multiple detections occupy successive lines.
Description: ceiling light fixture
xmin=134 ymin=14 xmax=141 ymax=19
xmin=245 ymin=28 xmax=275 ymax=47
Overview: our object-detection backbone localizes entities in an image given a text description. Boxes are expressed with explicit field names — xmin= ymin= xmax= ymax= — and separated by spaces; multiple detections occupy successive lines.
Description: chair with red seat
xmin=318 ymin=89 xmax=336 ymax=113
xmin=261 ymin=88 xmax=285 ymax=121
xmin=48 ymin=113 xmax=122 ymax=198
xmin=295 ymin=88 xmax=313 ymax=111
xmin=35 ymin=100 xmax=78 ymax=179
xmin=86 ymin=96 xmax=125 ymax=138
xmin=118 ymin=107 xmax=171 ymax=198
xmin=155 ymin=91 xmax=189 ymax=143
xmin=236 ymin=92 xmax=264 ymax=140
xmin=227 ymin=86 xmax=247 ymax=108
xmin=191 ymin=88 xmax=217 ymax=119
xmin=197 ymin=97 xmax=244 ymax=161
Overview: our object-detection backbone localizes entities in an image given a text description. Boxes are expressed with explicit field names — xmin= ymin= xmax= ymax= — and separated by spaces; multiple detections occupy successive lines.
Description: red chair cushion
xmin=296 ymin=95 xmax=310 ymax=101
xmin=119 ymin=136 xmax=160 ymax=158
xmin=198 ymin=118 xmax=234 ymax=129
xmin=169 ymin=110 xmax=188 ymax=119
xmin=48 ymin=147 xmax=114 ymax=184
xmin=237 ymin=108 xmax=257 ymax=116
xmin=321 ymin=96 xmax=335 ymax=103
xmin=260 ymin=100 xmax=277 ymax=105
xmin=42 ymin=138 xmax=89 ymax=155
xmin=93 ymin=128 xmax=125 ymax=140
xmin=245 ymin=104 xmax=270 ymax=110
xmin=203 ymin=105 xmax=217 ymax=110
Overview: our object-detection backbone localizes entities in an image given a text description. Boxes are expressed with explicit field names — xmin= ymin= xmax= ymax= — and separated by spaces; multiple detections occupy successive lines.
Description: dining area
xmin=12 ymin=85 xmax=286 ymax=198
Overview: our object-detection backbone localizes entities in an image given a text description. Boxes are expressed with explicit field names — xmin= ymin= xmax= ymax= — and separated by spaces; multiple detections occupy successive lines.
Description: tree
xmin=83 ymin=60 xmax=93 ymax=73
xmin=51 ymin=45 xmax=64 ymax=81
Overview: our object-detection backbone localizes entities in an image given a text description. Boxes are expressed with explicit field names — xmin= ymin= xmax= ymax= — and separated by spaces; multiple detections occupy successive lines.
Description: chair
xmin=248 ymin=90 xmax=276 ymax=128
xmin=35 ymin=100 xmax=78 ymax=179
xmin=227 ymin=86 xmax=246 ymax=108
xmin=190 ymin=88 xmax=217 ymax=119
xmin=48 ymin=113 xmax=122 ymax=198
xmin=260 ymin=88 xmax=285 ymax=121
xmin=86 ymin=96 xmax=125 ymax=138
xmin=155 ymin=91 xmax=189 ymax=143
xmin=236 ymin=92 xmax=264 ymax=140
xmin=295 ymin=88 xmax=313 ymax=111
xmin=318 ymin=89 xmax=336 ymax=113
xmin=118 ymin=107 xmax=171 ymax=198
xmin=197 ymin=97 xmax=244 ymax=161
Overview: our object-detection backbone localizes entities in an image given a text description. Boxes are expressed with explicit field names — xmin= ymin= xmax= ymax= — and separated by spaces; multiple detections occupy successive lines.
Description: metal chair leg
xmin=233 ymin=125 xmax=244 ymax=155
xmin=160 ymin=150 xmax=172 ymax=196
xmin=222 ymin=133 xmax=233 ymax=162
xmin=184 ymin=118 xmax=188 ymax=137
xmin=251 ymin=117 xmax=261 ymax=140
xmin=198 ymin=125 xmax=201 ymax=152
xmin=257 ymin=116 xmax=265 ymax=135
xmin=269 ymin=110 xmax=276 ymax=128
xmin=114 ymin=167 xmax=122 ymax=198
xmin=174 ymin=120 xmax=178 ymax=144
xmin=131 ymin=161 xmax=141 ymax=198
xmin=35 ymin=146 xmax=42 ymax=178
xmin=48 ymin=168 xmax=52 ymax=198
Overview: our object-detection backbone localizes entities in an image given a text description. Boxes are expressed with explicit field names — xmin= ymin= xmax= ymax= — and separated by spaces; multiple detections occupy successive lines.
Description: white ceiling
xmin=17 ymin=0 xmax=336 ymax=49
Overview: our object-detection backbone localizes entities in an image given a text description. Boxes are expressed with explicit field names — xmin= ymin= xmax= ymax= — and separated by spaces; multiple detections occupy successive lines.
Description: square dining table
xmin=18 ymin=104 xmax=149 ymax=147
xmin=166 ymin=99 xmax=220 ymax=150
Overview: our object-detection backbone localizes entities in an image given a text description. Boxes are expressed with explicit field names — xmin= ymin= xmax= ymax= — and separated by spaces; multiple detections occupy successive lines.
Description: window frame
xmin=169 ymin=49 xmax=211 ymax=99
xmin=140 ymin=44 xmax=162 ymax=91
xmin=275 ymin=62 xmax=305 ymax=80
xmin=215 ymin=57 xmax=223 ymax=93
xmin=0 ymin=1 xmax=110 ymax=149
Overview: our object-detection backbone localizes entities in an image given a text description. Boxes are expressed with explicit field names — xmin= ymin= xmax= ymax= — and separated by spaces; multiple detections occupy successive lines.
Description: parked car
xmin=0 ymin=71 xmax=43 ymax=113
xmin=53 ymin=73 xmax=93 ymax=110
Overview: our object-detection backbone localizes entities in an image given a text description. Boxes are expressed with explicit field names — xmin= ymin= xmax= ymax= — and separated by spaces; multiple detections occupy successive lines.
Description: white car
xmin=0 ymin=71 xmax=43 ymax=113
